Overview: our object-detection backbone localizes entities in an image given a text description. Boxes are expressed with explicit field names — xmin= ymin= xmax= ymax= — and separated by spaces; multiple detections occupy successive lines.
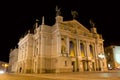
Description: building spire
xmin=42 ymin=16 xmax=44 ymax=25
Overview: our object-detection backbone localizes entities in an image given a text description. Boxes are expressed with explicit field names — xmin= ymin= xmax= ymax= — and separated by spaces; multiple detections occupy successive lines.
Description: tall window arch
xmin=69 ymin=41 xmax=75 ymax=57
xmin=80 ymin=43 xmax=85 ymax=57
xmin=90 ymin=45 xmax=94 ymax=58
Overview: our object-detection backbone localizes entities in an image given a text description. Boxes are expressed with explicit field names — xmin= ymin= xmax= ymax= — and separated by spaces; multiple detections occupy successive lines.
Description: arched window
xmin=69 ymin=41 xmax=75 ymax=57
xmin=90 ymin=45 xmax=94 ymax=58
xmin=80 ymin=43 xmax=85 ymax=57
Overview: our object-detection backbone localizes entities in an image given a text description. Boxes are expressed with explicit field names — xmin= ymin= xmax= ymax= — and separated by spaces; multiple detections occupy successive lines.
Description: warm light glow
xmin=90 ymin=52 xmax=93 ymax=58
xmin=70 ymin=50 xmax=75 ymax=57
xmin=2 ymin=64 xmax=9 ymax=68
xmin=0 ymin=70 xmax=5 ymax=74
xmin=69 ymin=41 xmax=75 ymax=57
xmin=98 ymin=54 xmax=105 ymax=59
xmin=81 ymin=52 xmax=85 ymax=57
xmin=80 ymin=43 xmax=85 ymax=57
xmin=108 ymin=64 xmax=111 ymax=68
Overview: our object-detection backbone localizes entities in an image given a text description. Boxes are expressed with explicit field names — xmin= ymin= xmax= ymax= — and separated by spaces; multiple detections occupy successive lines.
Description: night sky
xmin=0 ymin=0 xmax=119 ymax=62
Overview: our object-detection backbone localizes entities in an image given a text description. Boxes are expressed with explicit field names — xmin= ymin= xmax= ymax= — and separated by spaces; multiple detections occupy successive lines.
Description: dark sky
xmin=0 ymin=0 xmax=119 ymax=62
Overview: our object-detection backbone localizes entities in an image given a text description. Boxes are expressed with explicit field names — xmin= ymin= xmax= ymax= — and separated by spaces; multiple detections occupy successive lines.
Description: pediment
xmin=60 ymin=20 xmax=90 ymax=33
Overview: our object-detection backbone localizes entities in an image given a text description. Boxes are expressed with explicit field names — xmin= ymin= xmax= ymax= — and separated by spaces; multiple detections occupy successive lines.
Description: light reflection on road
xmin=97 ymin=72 xmax=120 ymax=77
xmin=0 ymin=71 xmax=120 ymax=80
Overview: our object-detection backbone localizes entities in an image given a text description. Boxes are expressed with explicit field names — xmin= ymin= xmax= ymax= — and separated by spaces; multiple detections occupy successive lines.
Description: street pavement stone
xmin=0 ymin=70 xmax=120 ymax=80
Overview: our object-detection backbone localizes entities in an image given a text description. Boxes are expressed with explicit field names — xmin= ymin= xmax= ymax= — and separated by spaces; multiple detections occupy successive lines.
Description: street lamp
xmin=2 ymin=63 xmax=9 ymax=72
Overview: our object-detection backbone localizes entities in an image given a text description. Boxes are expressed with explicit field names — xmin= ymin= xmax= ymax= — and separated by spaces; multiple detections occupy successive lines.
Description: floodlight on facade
xmin=98 ymin=54 xmax=105 ymax=59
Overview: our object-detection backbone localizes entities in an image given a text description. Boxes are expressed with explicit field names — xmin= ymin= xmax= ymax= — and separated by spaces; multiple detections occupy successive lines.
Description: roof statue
xmin=89 ymin=19 xmax=95 ymax=27
xmin=28 ymin=30 xmax=30 ymax=33
xmin=36 ymin=19 xmax=39 ymax=22
xmin=35 ymin=19 xmax=39 ymax=28
xmin=56 ymin=6 xmax=61 ymax=16
xmin=71 ymin=10 xmax=78 ymax=19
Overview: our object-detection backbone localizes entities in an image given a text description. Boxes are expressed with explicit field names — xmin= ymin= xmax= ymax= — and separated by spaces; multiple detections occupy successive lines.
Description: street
xmin=0 ymin=70 xmax=120 ymax=80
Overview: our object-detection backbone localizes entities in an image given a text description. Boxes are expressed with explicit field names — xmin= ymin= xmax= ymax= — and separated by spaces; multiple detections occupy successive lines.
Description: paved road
xmin=0 ymin=71 xmax=120 ymax=80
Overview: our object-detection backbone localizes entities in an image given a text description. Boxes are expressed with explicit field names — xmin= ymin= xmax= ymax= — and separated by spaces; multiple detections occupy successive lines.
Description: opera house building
xmin=9 ymin=13 xmax=107 ymax=73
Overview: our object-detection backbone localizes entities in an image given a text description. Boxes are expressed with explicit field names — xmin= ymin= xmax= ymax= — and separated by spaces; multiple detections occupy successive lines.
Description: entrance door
xmin=72 ymin=61 xmax=75 ymax=72
xmin=82 ymin=61 xmax=89 ymax=71
xmin=98 ymin=60 xmax=101 ymax=71
xmin=34 ymin=62 xmax=37 ymax=73
xmin=82 ymin=61 xmax=86 ymax=71
xmin=92 ymin=62 xmax=95 ymax=71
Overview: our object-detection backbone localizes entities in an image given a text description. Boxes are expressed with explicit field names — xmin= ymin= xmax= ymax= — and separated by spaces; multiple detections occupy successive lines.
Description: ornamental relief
xmin=60 ymin=24 xmax=92 ymax=38
xmin=60 ymin=25 xmax=77 ymax=34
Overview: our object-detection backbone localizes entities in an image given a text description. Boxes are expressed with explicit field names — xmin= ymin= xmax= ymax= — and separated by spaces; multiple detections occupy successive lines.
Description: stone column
xmin=57 ymin=34 xmax=61 ymax=56
xmin=101 ymin=44 xmax=108 ymax=71
xmin=85 ymin=41 xmax=91 ymax=71
xmin=66 ymin=36 xmax=69 ymax=56
xmin=99 ymin=59 xmax=103 ymax=71
xmin=79 ymin=61 xmax=84 ymax=71
xmin=55 ymin=34 xmax=61 ymax=73
xmin=40 ymin=34 xmax=44 ymax=73
xmin=94 ymin=42 xmax=99 ymax=71
xmin=76 ymin=39 xmax=79 ymax=71
xmin=86 ymin=42 xmax=90 ymax=57
xmin=78 ymin=40 xmax=83 ymax=71
xmin=76 ymin=39 xmax=80 ymax=56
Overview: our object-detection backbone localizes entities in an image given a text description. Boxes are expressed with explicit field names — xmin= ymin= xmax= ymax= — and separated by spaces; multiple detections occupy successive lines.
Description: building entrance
xmin=82 ymin=61 xmax=89 ymax=71
xmin=72 ymin=61 xmax=75 ymax=72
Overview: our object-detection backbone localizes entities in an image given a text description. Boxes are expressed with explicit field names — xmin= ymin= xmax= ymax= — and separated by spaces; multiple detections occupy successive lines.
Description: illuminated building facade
xmin=15 ymin=14 xmax=107 ymax=73
xmin=105 ymin=45 xmax=120 ymax=70
xmin=9 ymin=47 xmax=18 ymax=73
